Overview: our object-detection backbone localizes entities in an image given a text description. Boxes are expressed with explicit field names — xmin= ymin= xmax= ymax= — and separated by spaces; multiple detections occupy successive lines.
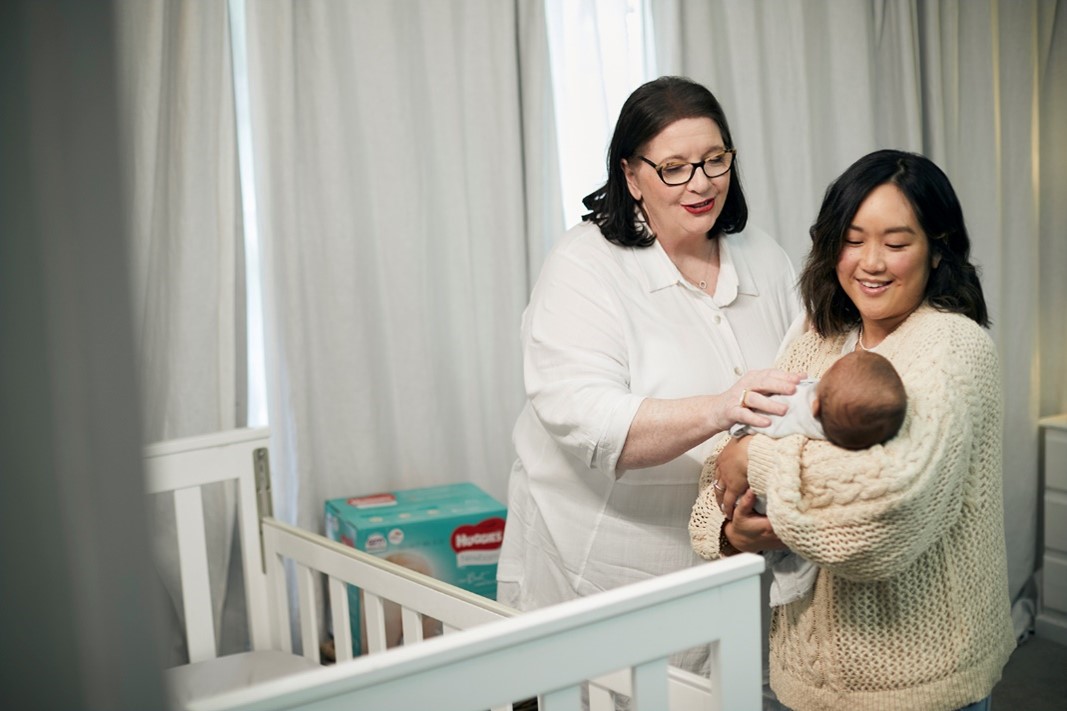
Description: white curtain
xmin=245 ymin=0 xmax=533 ymax=531
xmin=114 ymin=0 xmax=245 ymax=662
xmin=651 ymin=0 xmax=1067 ymax=633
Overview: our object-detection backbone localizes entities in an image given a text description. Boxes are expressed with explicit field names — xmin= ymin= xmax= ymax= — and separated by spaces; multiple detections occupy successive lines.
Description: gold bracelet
xmin=719 ymin=520 xmax=741 ymax=557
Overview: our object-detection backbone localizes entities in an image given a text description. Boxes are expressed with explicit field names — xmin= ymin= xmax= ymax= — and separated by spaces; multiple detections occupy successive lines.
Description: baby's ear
xmin=811 ymin=396 xmax=821 ymax=418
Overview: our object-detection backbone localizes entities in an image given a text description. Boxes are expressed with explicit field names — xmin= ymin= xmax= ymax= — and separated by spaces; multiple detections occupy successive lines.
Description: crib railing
xmin=260 ymin=517 xmax=514 ymax=660
xmin=260 ymin=517 xmax=760 ymax=710
xmin=195 ymin=524 xmax=764 ymax=711
xmin=147 ymin=427 xmax=763 ymax=711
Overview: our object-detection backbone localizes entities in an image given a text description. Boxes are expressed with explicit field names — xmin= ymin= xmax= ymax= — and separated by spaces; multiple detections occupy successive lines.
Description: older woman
xmin=497 ymin=76 xmax=801 ymax=657
xmin=691 ymin=149 xmax=1015 ymax=710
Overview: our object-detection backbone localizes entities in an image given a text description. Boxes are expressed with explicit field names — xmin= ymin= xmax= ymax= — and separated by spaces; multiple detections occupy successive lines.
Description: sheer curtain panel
xmin=246 ymin=0 xmax=529 ymax=532
xmin=114 ymin=0 xmax=246 ymax=662
xmin=518 ymin=0 xmax=565 ymax=286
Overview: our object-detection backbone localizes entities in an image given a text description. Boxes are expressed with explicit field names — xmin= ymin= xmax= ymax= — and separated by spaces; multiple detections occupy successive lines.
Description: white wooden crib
xmin=145 ymin=428 xmax=764 ymax=711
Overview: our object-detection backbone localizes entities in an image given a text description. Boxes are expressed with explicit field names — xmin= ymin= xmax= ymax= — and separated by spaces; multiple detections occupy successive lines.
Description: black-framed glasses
xmin=638 ymin=149 xmax=736 ymax=186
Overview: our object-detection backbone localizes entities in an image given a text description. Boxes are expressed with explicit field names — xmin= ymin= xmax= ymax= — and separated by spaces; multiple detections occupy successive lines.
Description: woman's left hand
xmin=714 ymin=435 xmax=751 ymax=519
xmin=724 ymin=490 xmax=787 ymax=552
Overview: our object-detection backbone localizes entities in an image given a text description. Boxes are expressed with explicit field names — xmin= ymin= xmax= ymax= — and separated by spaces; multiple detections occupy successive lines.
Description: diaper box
xmin=324 ymin=482 xmax=507 ymax=655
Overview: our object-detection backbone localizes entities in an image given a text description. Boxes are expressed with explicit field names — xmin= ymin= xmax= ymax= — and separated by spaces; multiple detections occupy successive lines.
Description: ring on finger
xmin=739 ymin=388 xmax=749 ymax=408
xmin=713 ymin=480 xmax=726 ymax=492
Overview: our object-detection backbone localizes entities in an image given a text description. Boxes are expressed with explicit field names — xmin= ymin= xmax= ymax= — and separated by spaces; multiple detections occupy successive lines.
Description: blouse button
xmin=733 ymin=366 xmax=743 ymax=376
xmin=713 ymin=314 xmax=721 ymax=324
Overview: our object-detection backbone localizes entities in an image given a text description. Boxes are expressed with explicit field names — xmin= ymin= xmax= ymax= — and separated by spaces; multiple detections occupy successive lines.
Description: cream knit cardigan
xmin=690 ymin=305 xmax=1015 ymax=711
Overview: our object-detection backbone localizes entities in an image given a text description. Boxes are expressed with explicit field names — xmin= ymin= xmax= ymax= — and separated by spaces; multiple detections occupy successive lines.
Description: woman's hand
xmin=616 ymin=368 xmax=802 ymax=472
xmin=716 ymin=368 xmax=803 ymax=433
xmin=724 ymin=490 xmax=787 ymax=553
xmin=714 ymin=435 xmax=751 ymax=519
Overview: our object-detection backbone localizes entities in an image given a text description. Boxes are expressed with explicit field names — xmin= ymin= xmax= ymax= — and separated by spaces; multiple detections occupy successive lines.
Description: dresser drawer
xmin=1044 ymin=552 xmax=1067 ymax=614
xmin=1046 ymin=427 xmax=1067 ymax=491
xmin=1046 ymin=491 xmax=1067 ymax=555
xmin=1038 ymin=416 xmax=1067 ymax=643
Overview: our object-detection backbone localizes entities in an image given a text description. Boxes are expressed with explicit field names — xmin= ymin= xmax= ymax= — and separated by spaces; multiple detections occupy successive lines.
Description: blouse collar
xmin=633 ymin=226 xmax=760 ymax=305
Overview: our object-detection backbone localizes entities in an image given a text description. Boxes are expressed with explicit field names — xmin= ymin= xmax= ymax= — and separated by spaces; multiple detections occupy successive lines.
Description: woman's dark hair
xmin=799 ymin=149 xmax=989 ymax=336
xmin=581 ymin=76 xmax=748 ymax=247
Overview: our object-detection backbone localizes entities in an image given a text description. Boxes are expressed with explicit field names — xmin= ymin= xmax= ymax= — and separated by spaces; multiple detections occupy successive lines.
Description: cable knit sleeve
xmin=747 ymin=308 xmax=1001 ymax=581
xmin=690 ymin=435 xmax=731 ymax=559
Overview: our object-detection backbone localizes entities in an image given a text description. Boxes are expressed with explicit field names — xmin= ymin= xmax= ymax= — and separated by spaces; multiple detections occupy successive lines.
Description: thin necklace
xmin=689 ymin=239 xmax=716 ymax=291
xmin=857 ymin=327 xmax=874 ymax=351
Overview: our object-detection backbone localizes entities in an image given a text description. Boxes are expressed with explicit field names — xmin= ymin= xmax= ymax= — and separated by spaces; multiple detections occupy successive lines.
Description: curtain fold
xmin=114 ymin=0 xmax=244 ymax=662
xmin=518 ymin=0 xmax=565 ymax=285
xmin=651 ymin=0 xmax=1067 ymax=636
xmin=246 ymin=0 xmax=531 ymax=533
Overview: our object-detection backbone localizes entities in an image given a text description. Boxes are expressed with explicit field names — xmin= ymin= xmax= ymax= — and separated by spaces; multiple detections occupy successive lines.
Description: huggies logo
xmin=451 ymin=517 xmax=506 ymax=567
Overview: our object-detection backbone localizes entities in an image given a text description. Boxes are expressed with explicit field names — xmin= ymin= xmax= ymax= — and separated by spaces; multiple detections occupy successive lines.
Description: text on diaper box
xmin=451 ymin=517 xmax=506 ymax=553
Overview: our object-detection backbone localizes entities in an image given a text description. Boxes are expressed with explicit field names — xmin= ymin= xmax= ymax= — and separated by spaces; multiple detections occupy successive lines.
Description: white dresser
xmin=1038 ymin=415 xmax=1067 ymax=645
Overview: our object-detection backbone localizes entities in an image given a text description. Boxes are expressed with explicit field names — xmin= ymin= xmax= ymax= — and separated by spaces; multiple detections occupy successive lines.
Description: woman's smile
xmin=683 ymin=197 xmax=716 ymax=215
xmin=855 ymin=277 xmax=891 ymax=293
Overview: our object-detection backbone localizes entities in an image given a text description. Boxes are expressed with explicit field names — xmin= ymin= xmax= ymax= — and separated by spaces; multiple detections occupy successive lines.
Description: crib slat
xmin=363 ymin=591 xmax=387 ymax=653
xmin=588 ymin=684 xmax=614 ymax=711
xmin=327 ymin=576 xmax=353 ymax=662
xmin=174 ymin=486 xmax=216 ymax=663
xmin=238 ymin=448 xmax=272 ymax=652
xmin=632 ymin=657 xmax=669 ymax=709
xmin=296 ymin=564 xmax=319 ymax=663
xmin=664 ymin=666 xmax=714 ymax=709
xmin=400 ymin=607 xmax=423 ymax=645
xmin=267 ymin=549 xmax=293 ymax=653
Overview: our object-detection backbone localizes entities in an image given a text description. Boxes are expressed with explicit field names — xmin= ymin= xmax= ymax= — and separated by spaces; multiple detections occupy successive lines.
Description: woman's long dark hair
xmin=581 ymin=76 xmax=748 ymax=247
xmin=800 ymin=149 xmax=989 ymax=336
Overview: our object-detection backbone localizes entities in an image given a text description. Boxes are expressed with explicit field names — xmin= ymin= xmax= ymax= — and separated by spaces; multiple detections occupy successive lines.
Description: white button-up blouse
xmin=498 ymin=220 xmax=801 ymax=610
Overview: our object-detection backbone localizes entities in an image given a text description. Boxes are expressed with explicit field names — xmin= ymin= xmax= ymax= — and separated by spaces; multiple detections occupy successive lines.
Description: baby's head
xmin=814 ymin=351 xmax=907 ymax=450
